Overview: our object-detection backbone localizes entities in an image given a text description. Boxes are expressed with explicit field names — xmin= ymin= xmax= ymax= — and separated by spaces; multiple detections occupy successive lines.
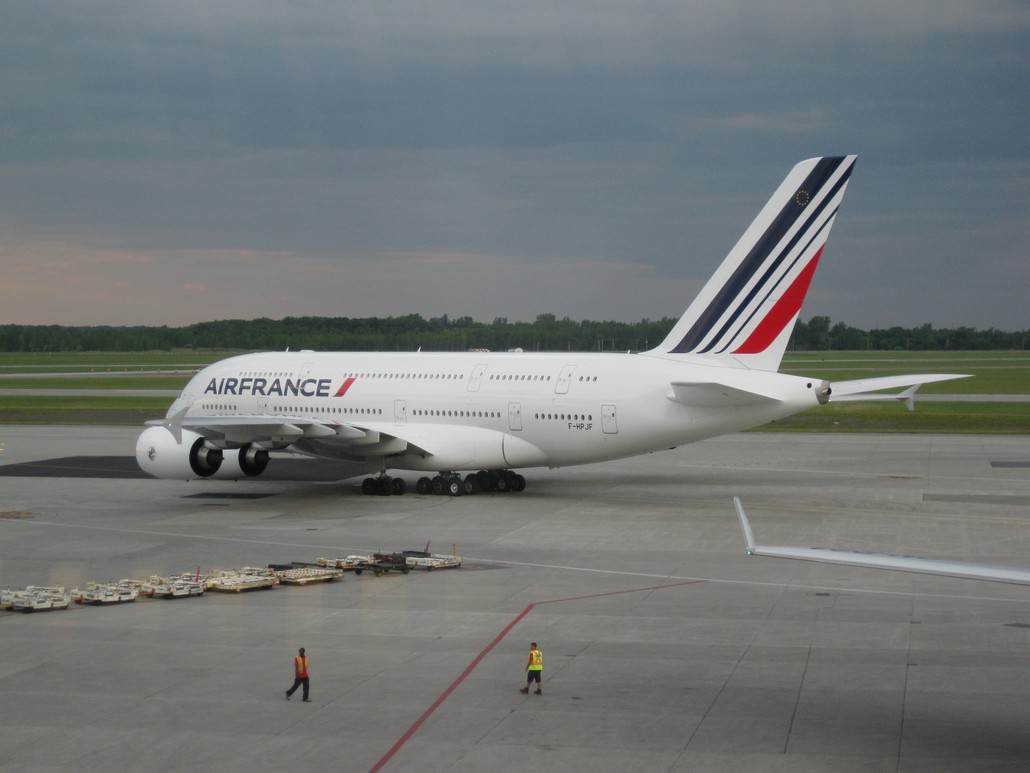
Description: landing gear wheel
xmin=390 ymin=477 xmax=407 ymax=495
xmin=446 ymin=476 xmax=463 ymax=497
xmin=463 ymin=474 xmax=479 ymax=495
xmin=431 ymin=476 xmax=446 ymax=495
xmin=511 ymin=473 xmax=526 ymax=492
xmin=361 ymin=477 xmax=377 ymax=495
xmin=376 ymin=477 xmax=392 ymax=496
xmin=416 ymin=477 xmax=432 ymax=495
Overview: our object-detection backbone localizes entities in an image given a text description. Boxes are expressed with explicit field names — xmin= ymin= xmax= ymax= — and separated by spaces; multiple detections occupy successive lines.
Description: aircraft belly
xmin=531 ymin=410 xmax=696 ymax=468
xmin=502 ymin=433 xmax=548 ymax=468
xmin=292 ymin=438 xmax=361 ymax=461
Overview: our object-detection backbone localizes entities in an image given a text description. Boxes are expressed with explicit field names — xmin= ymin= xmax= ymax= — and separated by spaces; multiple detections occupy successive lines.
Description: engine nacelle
xmin=215 ymin=444 xmax=270 ymax=479
xmin=136 ymin=427 xmax=269 ymax=480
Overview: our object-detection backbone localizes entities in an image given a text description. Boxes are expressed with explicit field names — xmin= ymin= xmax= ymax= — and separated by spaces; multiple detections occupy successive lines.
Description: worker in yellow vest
xmin=285 ymin=647 xmax=311 ymax=702
xmin=519 ymin=642 xmax=543 ymax=695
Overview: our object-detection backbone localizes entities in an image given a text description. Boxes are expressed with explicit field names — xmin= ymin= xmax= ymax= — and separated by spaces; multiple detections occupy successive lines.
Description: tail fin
xmin=650 ymin=156 xmax=857 ymax=371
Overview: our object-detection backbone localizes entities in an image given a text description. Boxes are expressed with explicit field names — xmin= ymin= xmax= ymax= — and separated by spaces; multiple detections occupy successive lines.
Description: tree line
xmin=0 ymin=314 xmax=1026 ymax=353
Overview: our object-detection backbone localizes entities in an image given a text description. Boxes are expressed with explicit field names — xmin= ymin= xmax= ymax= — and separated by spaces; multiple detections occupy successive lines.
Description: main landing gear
xmin=416 ymin=469 xmax=526 ymax=496
xmin=360 ymin=470 xmax=526 ymax=496
xmin=360 ymin=475 xmax=406 ymax=496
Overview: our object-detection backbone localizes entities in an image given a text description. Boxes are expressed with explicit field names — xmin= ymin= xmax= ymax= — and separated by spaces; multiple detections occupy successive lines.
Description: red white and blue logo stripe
xmin=665 ymin=156 xmax=856 ymax=362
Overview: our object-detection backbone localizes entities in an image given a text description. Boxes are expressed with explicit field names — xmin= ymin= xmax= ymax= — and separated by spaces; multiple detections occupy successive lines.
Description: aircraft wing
xmin=149 ymin=413 xmax=432 ymax=458
xmin=829 ymin=373 xmax=969 ymax=411
xmin=734 ymin=497 xmax=1030 ymax=586
xmin=669 ymin=382 xmax=782 ymax=408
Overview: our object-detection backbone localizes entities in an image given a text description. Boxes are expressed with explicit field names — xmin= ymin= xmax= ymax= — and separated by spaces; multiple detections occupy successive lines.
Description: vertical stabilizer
xmin=650 ymin=156 xmax=857 ymax=371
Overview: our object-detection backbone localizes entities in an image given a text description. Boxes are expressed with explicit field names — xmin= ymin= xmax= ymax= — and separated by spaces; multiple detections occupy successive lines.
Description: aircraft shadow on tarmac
xmin=0 ymin=456 xmax=363 ymax=481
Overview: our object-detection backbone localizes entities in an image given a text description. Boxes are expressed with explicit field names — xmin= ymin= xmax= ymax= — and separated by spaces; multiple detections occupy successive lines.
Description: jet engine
xmin=231 ymin=443 xmax=271 ymax=477
xmin=135 ymin=426 xmax=269 ymax=480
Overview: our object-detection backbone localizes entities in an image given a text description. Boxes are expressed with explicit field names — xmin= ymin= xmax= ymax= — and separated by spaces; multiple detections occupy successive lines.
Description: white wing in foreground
xmin=734 ymin=497 xmax=1030 ymax=586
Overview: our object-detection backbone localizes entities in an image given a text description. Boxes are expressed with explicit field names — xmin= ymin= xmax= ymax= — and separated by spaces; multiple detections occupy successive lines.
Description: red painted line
xmin=535 ymin=578 xmax=705 ymax=606
xmin=369 ymin=602 xmax=536 ymax=773
xmin=367 ymin=578 xmax=706 ymax=772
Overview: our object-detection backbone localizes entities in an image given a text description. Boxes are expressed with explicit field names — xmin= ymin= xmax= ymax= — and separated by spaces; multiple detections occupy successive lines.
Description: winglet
xmin=898 ymin=385 xmax=918 ymax=412
xmin=146 ymin=404 xmax=189 ymax=444
xmin=733 ymin=496 xmax=756 ymax=555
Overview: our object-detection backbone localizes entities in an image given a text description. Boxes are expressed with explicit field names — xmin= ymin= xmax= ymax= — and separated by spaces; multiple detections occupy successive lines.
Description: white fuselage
xmin=167 ymin=349 xmax=822 ymax=473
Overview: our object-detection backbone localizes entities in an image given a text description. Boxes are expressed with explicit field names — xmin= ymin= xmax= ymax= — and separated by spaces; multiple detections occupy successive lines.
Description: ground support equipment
xmin=205 ymin=567 xmax=279 ymax=592
xmin=267 ymin=563 xmax=344 ymax=584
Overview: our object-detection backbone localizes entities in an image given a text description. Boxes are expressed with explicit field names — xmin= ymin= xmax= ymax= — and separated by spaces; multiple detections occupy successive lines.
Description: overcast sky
xmin=2 ymin=2 xmax=1027 ymax=330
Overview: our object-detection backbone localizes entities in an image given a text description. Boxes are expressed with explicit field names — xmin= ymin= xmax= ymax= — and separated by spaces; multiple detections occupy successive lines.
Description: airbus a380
xmin=136 ymin=156 xmax=966 ymax=494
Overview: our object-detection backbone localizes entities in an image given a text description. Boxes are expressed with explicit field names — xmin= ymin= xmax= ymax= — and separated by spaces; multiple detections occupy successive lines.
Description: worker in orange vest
xmin=519 ymin=642 xmax=543 ymax=695
xmin=285 ymin=647 xmax=310 ymax=702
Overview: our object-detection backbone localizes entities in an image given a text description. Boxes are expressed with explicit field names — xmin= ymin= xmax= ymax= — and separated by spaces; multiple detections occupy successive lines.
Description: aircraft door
xmin=508 ymin=402 xmax=522 ymax=431
xmin=468 ymin=364 xmax=488 ymax=392
xmin=555 ymin=365 xmax=576 ymax=394
xmin=601 ymin=404 xmax=618 ymax=434
xmin=394 ymin=399 xmax=407 ymax=425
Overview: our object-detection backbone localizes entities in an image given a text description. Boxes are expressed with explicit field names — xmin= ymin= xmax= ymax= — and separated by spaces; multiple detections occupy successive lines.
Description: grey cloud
xmin=0 ymin=2 xmax=1026 ymax=329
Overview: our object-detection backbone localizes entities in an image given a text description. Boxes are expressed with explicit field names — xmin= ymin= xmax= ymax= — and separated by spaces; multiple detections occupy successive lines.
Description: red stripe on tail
xmin=733 ymin=246 xmax=824 ymax=355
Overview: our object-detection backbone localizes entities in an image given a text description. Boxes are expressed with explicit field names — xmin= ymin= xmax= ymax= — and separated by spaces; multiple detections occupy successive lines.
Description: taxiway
xmin=0 ymin=425 xmax=1027 ymax=772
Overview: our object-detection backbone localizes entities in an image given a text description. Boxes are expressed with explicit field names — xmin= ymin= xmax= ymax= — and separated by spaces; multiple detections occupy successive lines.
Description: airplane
xmin=733 ymin=497 xmax=1030 ymax=586
xmin=136 ymin=155 xmax=967 ymax=495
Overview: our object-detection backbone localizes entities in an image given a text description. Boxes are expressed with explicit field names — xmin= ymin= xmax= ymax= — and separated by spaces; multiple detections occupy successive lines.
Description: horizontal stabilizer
xmin=830 ymin=374 xmax=969 ymax=411
xmin=669 ymin=382 xmax=782 ymax=408
xmin=734 ymin=497 xmax=1030 ymax=586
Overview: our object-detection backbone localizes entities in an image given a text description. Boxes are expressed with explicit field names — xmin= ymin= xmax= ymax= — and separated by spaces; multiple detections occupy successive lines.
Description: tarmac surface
xmin=1 ymin=425 xmax=1028 ymax=773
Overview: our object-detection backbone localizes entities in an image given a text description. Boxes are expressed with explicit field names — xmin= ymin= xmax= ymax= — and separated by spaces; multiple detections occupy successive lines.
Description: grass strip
xmin=0 ymin=397 xmax=169 ymax=425
xmin=753 ymin=401 xmax=1030 ymax=434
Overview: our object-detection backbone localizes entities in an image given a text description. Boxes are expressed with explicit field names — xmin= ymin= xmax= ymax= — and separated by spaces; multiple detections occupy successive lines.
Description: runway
xmin=1 ymin=425 xmax=1028 ymax=772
